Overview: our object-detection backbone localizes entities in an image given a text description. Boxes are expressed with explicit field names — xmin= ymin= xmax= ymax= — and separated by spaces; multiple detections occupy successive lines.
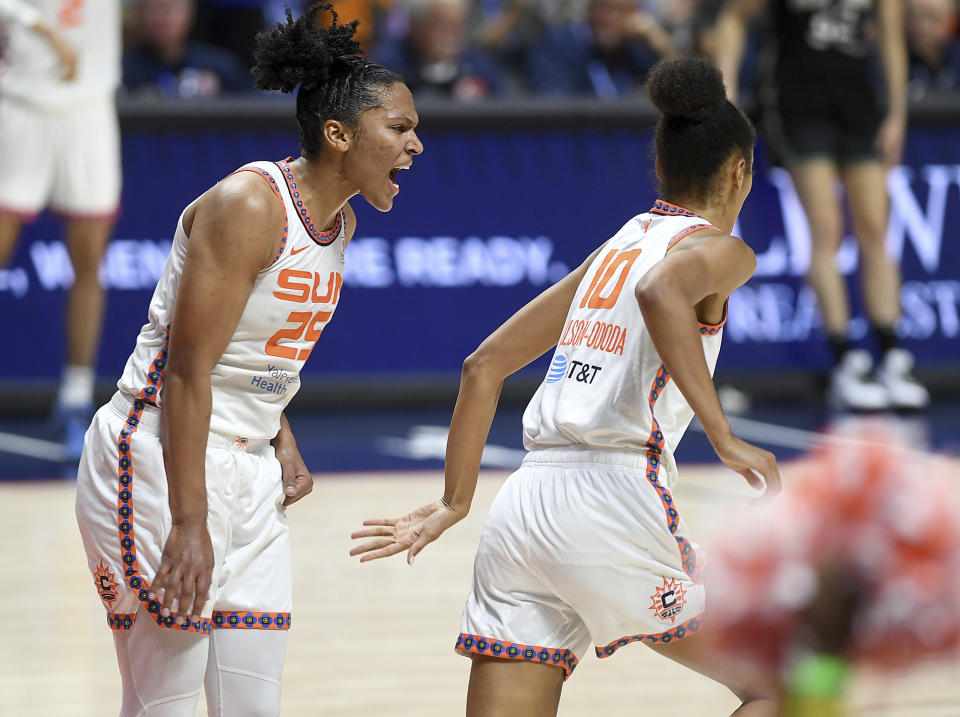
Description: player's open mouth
xmin=389 ymin=164 xmax=410 ymax=191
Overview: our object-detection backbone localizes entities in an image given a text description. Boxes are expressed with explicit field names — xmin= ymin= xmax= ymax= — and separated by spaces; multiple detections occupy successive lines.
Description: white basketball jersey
xmin=523 ymin=200 xmax=725 ymax=468
xmin=118 ymin=160 xmax=346 ymax=441
xmin=0 ymin=0 xmax=120 ymax=108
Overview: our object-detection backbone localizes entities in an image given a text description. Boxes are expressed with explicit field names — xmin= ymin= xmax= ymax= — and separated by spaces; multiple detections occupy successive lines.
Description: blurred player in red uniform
xmin=707 ymin=423 xmax=960 ymax=712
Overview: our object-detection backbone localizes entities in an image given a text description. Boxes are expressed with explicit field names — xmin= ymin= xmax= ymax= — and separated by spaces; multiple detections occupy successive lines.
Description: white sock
xmin=57 ymin=364 xmax=95 ymax=408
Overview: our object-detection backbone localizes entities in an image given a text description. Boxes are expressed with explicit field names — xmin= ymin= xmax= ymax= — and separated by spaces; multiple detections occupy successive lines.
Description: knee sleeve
xmin=204 ymin=629 xmax=288 ymax=717
xmin=113 ymin=610 xmax=209 ymax=717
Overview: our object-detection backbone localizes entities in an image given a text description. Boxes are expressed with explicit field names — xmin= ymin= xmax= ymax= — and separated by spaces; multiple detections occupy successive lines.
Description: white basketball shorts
xmin=0 ymin=95 xmax=121 ymax=218
xmin=76 ymin=391 xmax=292 ymax=635
xmin=456 ymin=447 xmax=706 ymax=679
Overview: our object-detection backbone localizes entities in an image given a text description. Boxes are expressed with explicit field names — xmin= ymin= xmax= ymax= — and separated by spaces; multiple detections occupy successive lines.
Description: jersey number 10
xmin=579 ymin=248 xmax=642 ymax=309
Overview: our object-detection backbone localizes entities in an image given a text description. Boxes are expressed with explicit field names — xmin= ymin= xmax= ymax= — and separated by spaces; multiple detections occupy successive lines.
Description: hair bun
xmin=646 ymin=57 xmax=727 ymax=123
xmin=252 ymin=2 xmax=363 ymax=94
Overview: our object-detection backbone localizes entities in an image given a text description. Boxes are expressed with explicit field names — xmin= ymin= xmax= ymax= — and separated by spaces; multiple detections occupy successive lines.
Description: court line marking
xmin=0 ymin=430 xmax=66 ymax=462
xmin=691 ymin=414 xmax=954 ymax=468
xmin=691 ymin=415 xmax=820 ymax=450
xmin=383 ymin=416 xmax=948 ymax=469
xmin=378 ymin=425 xmax=526 ymax=469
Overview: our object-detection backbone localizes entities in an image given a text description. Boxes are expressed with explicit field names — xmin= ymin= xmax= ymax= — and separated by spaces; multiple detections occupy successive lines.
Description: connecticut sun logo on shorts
xmin=95 ymin=558 xmax=120 ymax=610
xmin=649 ymin=576 xmax=687 ymax=624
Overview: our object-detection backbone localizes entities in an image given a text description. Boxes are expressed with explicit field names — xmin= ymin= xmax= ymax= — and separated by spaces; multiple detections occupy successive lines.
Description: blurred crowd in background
xmin=106 ymin=0 xmax=960 ymax=101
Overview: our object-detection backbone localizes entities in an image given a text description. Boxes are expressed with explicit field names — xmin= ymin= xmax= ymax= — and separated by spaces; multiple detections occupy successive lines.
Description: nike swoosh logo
xmin=290 ymin=244 xmax=309 ymax=256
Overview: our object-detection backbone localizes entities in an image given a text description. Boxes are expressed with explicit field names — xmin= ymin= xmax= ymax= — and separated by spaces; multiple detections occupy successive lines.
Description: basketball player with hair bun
xmin=353 ymin=57 xmax=781 ymax=716
xmin=74 ymin=4 xmax=422 ymax=715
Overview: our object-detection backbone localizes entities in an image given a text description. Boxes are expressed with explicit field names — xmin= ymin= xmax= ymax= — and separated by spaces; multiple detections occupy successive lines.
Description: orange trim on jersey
xmin=275 ymin=158 xmax=344 ymax=247
xmin=229 ymin=167 xmax=289 ymax=264
xmin=455 ymin=633 xmax=579 ymax=680
xmin=107 ymin=613 xmax=137 ymax=631
xmin=665 ymin=223 xmax=720 ymax=252
xmin=698 ymin=299 xmax=728 ymax=335
xmin=644 ymin=364 xmax=705 ymax=584
xmin=212 ymin=611 xmax=291 ymax=629
xmin=113 ymin=326 xmax=212 ymax=636
xmin=649 ymin=199 xmax=699 ymax=217
xmin=595 ymin=614 xmax=704 ymax=658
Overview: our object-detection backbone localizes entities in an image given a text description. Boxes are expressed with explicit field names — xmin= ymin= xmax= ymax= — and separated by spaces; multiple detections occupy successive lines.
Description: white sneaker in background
xmin=829 ymin=349 xmax=889 ymax=412
xmin=877 ymin=348 xmax=930 ymax=410
xmin=717 ymin=384 xmax=751 ymax=415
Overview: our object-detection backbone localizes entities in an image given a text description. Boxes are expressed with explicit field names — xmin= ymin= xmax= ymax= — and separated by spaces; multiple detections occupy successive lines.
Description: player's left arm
xmin=876 ymin=0 xmax=908 ymax=166
xmin=636 ymin=232 xmax=780 ymax=496
xmin=350 ymin=242 xmax=608 ymax=564
xmin=272 ymin=412 xmax=312 ymax=506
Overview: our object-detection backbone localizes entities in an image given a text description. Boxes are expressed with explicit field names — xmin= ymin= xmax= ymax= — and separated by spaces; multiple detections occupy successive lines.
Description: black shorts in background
xmin=763 ymin=81 xmax=884 ymax=167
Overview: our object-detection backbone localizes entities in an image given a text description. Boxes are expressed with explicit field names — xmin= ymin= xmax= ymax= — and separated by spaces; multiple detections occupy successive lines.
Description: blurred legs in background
xmin=790 ymin=158 xmax=929 ymax=412
xmin=842 ymin=162 xmax=929 ymax=410
xmin=54 ymin=216 xmax=114 ymax=461
xmin=0 ymin=212 xmax=113 ymax=463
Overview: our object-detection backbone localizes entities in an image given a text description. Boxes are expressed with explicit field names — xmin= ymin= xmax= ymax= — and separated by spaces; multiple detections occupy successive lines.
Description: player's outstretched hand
xmin=712 ymin=432 xmax=781 ymax=500
xmin=150 ymin=522 xmax=214 ymax=624
xmin=350 ymin=500 xmax=461 ymax=565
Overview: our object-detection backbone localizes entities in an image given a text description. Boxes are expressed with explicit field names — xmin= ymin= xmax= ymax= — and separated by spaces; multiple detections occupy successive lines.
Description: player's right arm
xmin=350 ymin=243 xmax=608 ymax=564
xmin=712 ymin=0 xmax=765 ymax=102
xmin=636 ymin=231 xmax=781 ymax=497
xmin=150 ymin=173 xmax=284 ymax=621
xmin=0 ymin=0 xmax=78 ymax=80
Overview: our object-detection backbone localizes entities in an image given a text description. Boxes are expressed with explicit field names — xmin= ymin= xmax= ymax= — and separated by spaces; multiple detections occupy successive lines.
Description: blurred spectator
xmin=472 ymin=0 xmax=585 ymax=56
xmin=526 ymin=0 xmax=674 ymax=98
xmin=647 ymin=0 xmax=699 ymax=51
xmin=469 ymin=0 xmax=585 ymax=90
xmin=905 ymin=0 xmax=960 ymax=97
xmin=374 ymin=0 xmax=504 ymax=100
xmin=123 ymin=0 xmax=253 ymax=98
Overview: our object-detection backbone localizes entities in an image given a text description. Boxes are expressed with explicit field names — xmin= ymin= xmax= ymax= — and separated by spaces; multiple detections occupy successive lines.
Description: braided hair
xmin=252 ymin=2 xmax=403 ymax=159
xmin=646 ymin=57 xmax=755 ymax=202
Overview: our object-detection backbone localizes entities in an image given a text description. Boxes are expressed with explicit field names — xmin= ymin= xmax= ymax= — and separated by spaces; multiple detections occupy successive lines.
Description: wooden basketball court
xmin=2 ymin=465 xmax=958 ymax=715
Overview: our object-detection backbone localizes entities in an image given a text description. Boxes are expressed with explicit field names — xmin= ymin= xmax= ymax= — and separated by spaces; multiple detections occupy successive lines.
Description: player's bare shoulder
xmin=680 ymin=228 xmax=755 ymax=268
xmin=209 ymin=170 xmax=286 ymax=224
